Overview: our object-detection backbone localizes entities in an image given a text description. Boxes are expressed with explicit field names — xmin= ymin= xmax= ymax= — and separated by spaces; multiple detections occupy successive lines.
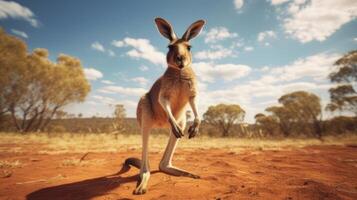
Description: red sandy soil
xmin=1 ymin=145 xmax=357 ymax=200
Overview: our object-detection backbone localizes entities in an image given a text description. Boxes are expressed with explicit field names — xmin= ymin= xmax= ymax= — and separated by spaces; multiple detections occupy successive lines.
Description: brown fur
xmin=137 ymin=65 xmax=197 ymax=128
xmin=129 ymin=17 xmax=205 ymax=195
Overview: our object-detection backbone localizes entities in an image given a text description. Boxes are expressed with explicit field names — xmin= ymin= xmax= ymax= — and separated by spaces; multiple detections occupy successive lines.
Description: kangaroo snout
xmin=176 ymin=55 xmax=185 ymax=68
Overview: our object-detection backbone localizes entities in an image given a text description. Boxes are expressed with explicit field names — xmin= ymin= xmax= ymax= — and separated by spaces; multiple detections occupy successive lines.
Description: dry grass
xmin=0 ymin=160 xmax=23 ymax=168
xmin=61 ymin=158 xmax=106 ymax=167
xmin=0 ymin=132 xmax=356 ymax=154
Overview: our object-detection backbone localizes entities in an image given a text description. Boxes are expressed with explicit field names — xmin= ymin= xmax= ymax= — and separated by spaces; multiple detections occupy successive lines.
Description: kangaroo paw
xmin=188 ymin=120 xmax=200 ymax=139
xmin=169 ymin=119 xmax=184 ymax=138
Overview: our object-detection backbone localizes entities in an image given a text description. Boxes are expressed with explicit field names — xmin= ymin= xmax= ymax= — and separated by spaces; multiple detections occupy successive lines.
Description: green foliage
xmin=254 ymin=113 xmax=280 ymax=137
xmin=327 ymin=50 xmax=357 ymax=115
xmin=265 ymin=91 xmax=322 ymax=138
xmin=113 ymin=104 xmax=126 ymax=134
xmin=323 ymin=116 xmax=357 ymax=134
xmin=203 ymin=104 xmax=245 ymax=137
xmin=0 ymin=28 xmax=91 ymax=132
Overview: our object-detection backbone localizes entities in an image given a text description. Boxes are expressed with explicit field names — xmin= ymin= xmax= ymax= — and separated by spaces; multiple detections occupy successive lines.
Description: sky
xmin=1 ymin=0 xmax=357 ymax=122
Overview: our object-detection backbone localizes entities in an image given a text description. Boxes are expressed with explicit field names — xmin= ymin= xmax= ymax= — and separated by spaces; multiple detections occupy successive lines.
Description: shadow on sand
xmin=26 ymin=165 xmax=159 ymax=200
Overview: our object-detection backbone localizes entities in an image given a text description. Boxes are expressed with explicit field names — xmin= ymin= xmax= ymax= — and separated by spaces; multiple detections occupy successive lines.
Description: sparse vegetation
xmin=1 ymin=132 xmax=356 ymax=154
xmin=0 ymin=160 xmax=23 ymax=168
xmin=203 ymin=104 xmax=245 ymax=137
xmin=61 ymin=158 xmax=106 ymax=167
xmin=0 ymin=28 xmax=90 ymax=133
xmin=327 ymin=50 xmax=357 ymax=115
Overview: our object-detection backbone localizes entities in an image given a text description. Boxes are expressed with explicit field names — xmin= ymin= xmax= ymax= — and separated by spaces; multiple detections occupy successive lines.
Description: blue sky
xmin=1 ymin=0 xmax=356 ymax=122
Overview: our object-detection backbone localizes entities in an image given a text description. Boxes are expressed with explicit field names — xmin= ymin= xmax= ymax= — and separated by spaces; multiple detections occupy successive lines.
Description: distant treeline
xmin=1 ymin=115 xmax=356 ymax=138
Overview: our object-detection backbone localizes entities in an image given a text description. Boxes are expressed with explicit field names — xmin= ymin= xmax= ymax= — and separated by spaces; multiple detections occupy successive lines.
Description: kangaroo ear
xmin=182 ymin=20 xmax=205 ymax=41
xmin=154 ymin=17 xmax=177 ymax=41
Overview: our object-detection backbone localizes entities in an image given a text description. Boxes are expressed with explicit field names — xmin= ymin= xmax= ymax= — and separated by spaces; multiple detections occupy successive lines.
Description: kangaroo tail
xmin=116 ymin=157 xmax=141 ymax=175
xmin=125 ymin=157 xmax=141 ymax=169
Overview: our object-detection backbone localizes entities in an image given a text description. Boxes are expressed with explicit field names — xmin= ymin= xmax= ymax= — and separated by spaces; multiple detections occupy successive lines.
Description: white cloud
xmin=199 ymin=78 xmax=331 ymax=122
xmin=111 ymin=40 xmax=125 ymax=47
xmin=10 ymin=29 xmax=28 ymax=38
xmin=139 ymin=65 xmax=149 ymax=71
xmin=194 ymin=47 xmax=234 ymax=60
xmin=204 ymin=27 xmax=238 ymax=43
xmin=260 ymin=66 xmax=270 ymax=72
xmin=195 ymin=52 xmax=339 ymax=122
xmin=92 ymin=95 xmax=116 ymax=105
xmin=270 ymin=0 xmax=290 ymax=5
xmin=101 ymin=80 xmax=115 ymax=85
xmin=65 ymin=95 xmax=139 ymax=118
xmin=281 ymin=82 xmax=331 ymax=93
xmin=112 ymin=37 xmax=166 ymax=66
xmin=107 ymin=49 xmax=115 ymax=57
xmin=98 ymin=85 xmax=146 ymax=97
xmin=265 ymin=53 xmax=341 ymax=82
xmin=194 ymin=62 xmax=251 ymax=83
xmin=84 ymin=68 xmax=103 ymax=80
xmin=244 ymin=46 xmax=254 ymax=51
xmin=280 ymin=0 xmax=357 ymax=43
xmin=0 ymin=0 xmax=39 ymax=27
xmin=233 ymin=41 xmax=244 ymax=48
xmin=257 ymin=30 xmax=276 ymax=42
xmin=91 ymin=41 xmax=116 ymax=57
xmin=233 ymin=0 xmax=244 ymax=10
xmin=115 ymin=99 xmax=138 ymax=110
xmin=353 ymin=37 xmax=357 ymax=42
xmin=91 ymin=41 xmax=105 ymax=52
xmin=92 ymin=95 xmax=139 ymax=108
xmin=131 ymin=77 xmax=149 ymax=87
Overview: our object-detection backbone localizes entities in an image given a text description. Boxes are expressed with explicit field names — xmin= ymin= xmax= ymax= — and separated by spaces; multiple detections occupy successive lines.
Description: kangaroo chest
xmin=161 ymin=67 xmax=197 ymax=113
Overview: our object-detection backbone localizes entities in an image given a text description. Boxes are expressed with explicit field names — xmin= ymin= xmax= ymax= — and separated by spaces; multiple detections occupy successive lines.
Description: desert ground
xmin=0 ymin=133 xmax=357 ymax=200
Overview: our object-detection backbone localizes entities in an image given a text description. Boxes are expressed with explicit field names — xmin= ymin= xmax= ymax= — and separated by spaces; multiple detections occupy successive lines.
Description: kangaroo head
xmin=155 ymin=18 xmax=205 ymax=69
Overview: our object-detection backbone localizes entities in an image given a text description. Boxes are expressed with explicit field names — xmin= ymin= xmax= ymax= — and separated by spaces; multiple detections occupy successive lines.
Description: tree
xmin=265 ymin=106 xmax=292 ymax=137
xmin=0 ymin=28 xmax=27 ymax=118
xmin=55 ymin=110 xmax=68 ymax=119
xmin=0 ymin=29 xmax=91 ymax=132
xmin=254 ymin=113 xmax=279 ymax=137
xmin=203 ymin=104 xmax=245 ymax=137
xmin=113 ymin=104 xmax=126 ymax=133
xmin=266 ymin=91 xmax=322 ymax=138
xmin=327 ymin=50 xmax=357 ymax=115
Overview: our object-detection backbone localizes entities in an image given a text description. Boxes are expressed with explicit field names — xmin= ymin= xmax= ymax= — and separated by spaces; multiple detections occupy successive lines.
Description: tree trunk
xmin=313 ymin=120 xmax=322 ymax=140
xmin=39 ymin=106 xmax=60 ymax=131
xmin=31 ymin=106 xmax=47 ymax=132
xmin=24 ymin=109 xmax=39 ymax=132
xmin=222 ymin=129 xmax=229 ymax=137
xmin=10 ymin=106 xmax=21 ymax=132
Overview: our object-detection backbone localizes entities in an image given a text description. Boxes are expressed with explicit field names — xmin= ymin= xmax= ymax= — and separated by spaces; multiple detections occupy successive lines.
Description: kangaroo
xmin=122 ymin=17 xmax=205 ymax=195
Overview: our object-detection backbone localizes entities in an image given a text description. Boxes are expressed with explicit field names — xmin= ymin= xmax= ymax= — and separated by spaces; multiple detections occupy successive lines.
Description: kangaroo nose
xmin=176 ymin=55 xmax=183 ymax=62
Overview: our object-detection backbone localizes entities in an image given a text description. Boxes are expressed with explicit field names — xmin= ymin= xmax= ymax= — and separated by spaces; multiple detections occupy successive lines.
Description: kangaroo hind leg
xmin=159 ymin=119 xmax=200 ymax=179
xmin=133 ymin=96 xmax=153 ymax=195
xmin=133 ymin=124 xmax=151 ymax=195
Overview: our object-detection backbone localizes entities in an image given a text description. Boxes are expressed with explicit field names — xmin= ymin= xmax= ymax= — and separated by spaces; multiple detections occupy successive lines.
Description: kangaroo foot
xmin=133 ymin=171 xmax=150 ymax=195
xmin=159 ymin=164 xmax=200 ymax=179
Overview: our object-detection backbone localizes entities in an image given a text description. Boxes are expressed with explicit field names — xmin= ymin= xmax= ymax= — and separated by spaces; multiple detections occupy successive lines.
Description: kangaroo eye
xmin=187 ymin=45 xmax=192 ymax=51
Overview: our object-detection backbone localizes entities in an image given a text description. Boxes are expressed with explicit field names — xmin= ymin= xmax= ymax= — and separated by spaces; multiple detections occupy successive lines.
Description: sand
xmin=0 ymin=145 xmax=357 ymax=200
